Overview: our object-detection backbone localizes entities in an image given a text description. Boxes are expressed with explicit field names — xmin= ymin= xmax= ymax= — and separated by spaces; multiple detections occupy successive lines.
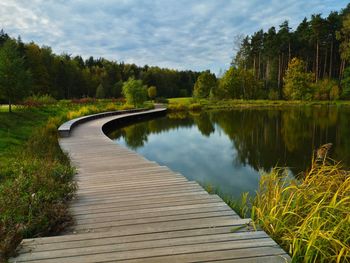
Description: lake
xmin=108 ymin=106 xmax=350 ymax=199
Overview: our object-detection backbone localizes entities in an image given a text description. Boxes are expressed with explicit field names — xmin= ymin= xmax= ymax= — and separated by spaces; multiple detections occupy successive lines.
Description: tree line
xmin=194 ymin=4 xmax=350 ymax=100
xmin=0 ymin=30 xmax=200 ymax=105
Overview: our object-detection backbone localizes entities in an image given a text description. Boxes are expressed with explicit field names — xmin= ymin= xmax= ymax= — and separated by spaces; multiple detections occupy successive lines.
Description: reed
xmin=251 ymin=162 xmax=350 ymax=262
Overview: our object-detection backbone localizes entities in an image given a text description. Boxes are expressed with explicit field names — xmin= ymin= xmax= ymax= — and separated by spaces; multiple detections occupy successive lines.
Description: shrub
xmin=70 ymin=97 xmax=97 ymax=104
xmin=22 ymin=95 xmax=57 ymax=107
xmin=120 ymin=104 xmax=134 ymax=110
xmin=268 ymin=90 xmax=279 ymax=100
xmin=330 ymin=85 xmax=340 ymax=100
xmin=313 ymin=79 xmax=339 ymax=100
xmin=168 ymin=103 xmax=188 ymax=111
xmin=105 ymin=103 xmax=118 ymax=111
xmin=188 ymin=103 xmax=202 ymax=111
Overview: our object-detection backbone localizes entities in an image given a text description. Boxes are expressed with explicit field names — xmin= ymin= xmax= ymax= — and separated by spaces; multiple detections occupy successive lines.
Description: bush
xmin=188 ymin=103 xmax=202 ymax=111
xmin=22 ymin=95 xmax=57 ymax=107
xmin=330 ymin=85 xmax=340 ymax=100
xmin=268 ymin=90 xmax=279 ymax=100
xmin=168 ymin=103 xmax=188 ymax=112
xmin=70 ymin=97 xmax=97 ymax=104
xmin=120 ymin=104 xmax=134 ymax=110
xmin=105 ymin=103 xmax=118 ymax=111
xmin=313 ymin=79 xmax=339 ymax=100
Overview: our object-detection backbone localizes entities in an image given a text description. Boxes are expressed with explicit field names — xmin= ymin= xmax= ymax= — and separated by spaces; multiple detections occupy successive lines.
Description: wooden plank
xmin=16 ymin=233 xmax=272 ymax=261
xmin=22 ymin=218 xmax=251 ymax=244
xmin=73 ymin=210 xmax=238 ymax=231
xmin=13 ymin=239 xmax=279 ymax=262
xmin=19 ymin=227 xmax=261 ymax=253
xmin=73 ymin=202 xmax=231 ymax=221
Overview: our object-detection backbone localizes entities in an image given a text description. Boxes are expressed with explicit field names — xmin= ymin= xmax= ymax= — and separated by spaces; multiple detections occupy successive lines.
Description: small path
xmin=11 ymin=109 xmax=290 ymax=262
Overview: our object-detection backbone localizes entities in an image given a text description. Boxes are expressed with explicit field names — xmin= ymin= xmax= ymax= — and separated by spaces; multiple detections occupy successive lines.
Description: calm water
xmin=108 ymin=107 xmax=350 ymax=198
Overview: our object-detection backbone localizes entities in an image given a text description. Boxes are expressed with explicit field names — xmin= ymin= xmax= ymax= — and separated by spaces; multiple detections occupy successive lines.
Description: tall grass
xmin=252 ymin=162 xmax=350 ymax=262
xmin=0 ymin=116 xmax=76 ymax=261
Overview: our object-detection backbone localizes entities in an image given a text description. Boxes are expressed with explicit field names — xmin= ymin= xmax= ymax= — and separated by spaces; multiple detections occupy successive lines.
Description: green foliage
xmin=147 ymin=86 xmax=157 ymax=99
xmin=268 ymin=90 xmax=280 ymax=100
xmin=0 ymin=116 xmax=76 ymax=260
xmin=341 ymin=66 xmax=350 ymax=99
xmin=283 ymin=58 xmax=314 ymax=100
xmin=336 ymin=13 xmax=350 ymax=62
xmin=313 ymin=78 xmax=340 ymax=100
xmin=0 ymin=39 xmax=31 ymax=112
xmin=111 ymin=80 xmax=123 ymax=98
xmin=95 ymin=83 xmax=105 ymax=99
xmin=22 ymin=94 xmax=57 ymax=107
xmin=251 ymin=163 xmax=350 ymax=262
xmin=193 ymin=70 xmax=217 ymax=98
xmin=122 ymin=78 xmax=147 ymax=106
xmin=215 ymin=67 xmax=263 ymax=99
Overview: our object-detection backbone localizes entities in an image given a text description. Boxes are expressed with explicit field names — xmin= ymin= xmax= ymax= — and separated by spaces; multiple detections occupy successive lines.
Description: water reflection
xmin=108 ymin=106 xmax=350 ymax=198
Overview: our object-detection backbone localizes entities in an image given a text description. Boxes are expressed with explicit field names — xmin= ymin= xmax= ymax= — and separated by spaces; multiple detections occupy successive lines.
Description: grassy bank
xmin=0 ymin=99 xmax=149 ymax=261
xmin=167 ymin=97 xmax=350 ymax=112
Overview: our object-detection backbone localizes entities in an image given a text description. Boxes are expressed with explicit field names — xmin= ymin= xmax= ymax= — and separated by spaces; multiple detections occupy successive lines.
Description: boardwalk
xmin=11 ymin=109 xmax=290 ymax=262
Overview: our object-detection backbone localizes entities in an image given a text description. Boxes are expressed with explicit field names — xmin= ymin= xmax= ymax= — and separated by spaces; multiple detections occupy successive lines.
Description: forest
xmin=194 ymin=3 xmax=350 ymax=101
xmin=2 ymin=4 xmax=350 ymax=107
xmin=0 ymin=30 xmax=199 ymax=103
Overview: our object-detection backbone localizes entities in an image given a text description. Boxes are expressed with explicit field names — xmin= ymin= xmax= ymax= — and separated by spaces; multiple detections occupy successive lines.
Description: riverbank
xmin=0 ymin=99 xmax=152 ymax=261
xmin=167 ymin=97 xmax=350 ymax=112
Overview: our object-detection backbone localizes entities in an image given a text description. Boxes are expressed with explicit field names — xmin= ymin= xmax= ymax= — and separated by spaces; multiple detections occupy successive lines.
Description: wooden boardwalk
xmin=11 ymin=109 xmax=290 ymax=262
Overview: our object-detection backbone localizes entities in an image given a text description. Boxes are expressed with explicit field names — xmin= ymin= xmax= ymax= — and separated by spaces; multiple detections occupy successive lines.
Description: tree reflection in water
xmin=108 ymin=106 xmax=350 ymax=197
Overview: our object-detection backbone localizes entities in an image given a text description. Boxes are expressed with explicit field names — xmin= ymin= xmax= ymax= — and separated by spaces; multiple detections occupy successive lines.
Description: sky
xmin=0 ymin=0 xmax=348 ymax=74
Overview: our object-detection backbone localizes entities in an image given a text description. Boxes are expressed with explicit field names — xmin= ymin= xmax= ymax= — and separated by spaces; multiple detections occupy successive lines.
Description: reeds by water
xmin=252 ymin=162 xmax=350 ymax=262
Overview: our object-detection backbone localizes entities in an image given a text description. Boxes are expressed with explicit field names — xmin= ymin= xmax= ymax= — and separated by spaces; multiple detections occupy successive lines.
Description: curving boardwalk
xmin=11 ymin=108 xmax=290 ymax=262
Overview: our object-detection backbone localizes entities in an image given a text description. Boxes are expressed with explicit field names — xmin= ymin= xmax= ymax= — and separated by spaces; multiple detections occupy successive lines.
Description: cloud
xmin=0 ymin=0 xmax=348 ymax=74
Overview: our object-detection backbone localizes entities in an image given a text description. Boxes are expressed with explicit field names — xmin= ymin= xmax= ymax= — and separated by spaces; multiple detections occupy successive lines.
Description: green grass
xmin=0 ymin=99 xmax=150 ymax=261
xmin=167 ymin=97 xmax=350 ymax=112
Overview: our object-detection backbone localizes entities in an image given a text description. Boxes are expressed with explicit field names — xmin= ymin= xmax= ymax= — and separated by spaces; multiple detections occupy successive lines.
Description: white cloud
xmin=0 ymin=0 xmax=348 ymax=73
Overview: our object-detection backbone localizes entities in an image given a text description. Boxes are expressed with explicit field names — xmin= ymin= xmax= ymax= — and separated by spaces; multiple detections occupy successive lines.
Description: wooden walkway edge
xmin=10 ymin=108 xmax=291 ymax=262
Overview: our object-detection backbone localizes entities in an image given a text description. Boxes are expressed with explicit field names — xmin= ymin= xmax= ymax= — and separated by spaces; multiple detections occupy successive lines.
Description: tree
xmin=95 ymin=83 xmax=105 ymax=98
xmin=147 ymin=86 xmax=157 ymax=100
xmin=193 ymin=70 xmax=217 ymax=98
xmin=341 ymin=66 xmax=350 ymax=98
xmin=0 ymin=39 xmax=31 ymax=112
xmin=283 ymin=58 xmax=314 ymax=100
xmin=122 ymin=78 xmax=147 ymax=106
xmin=336 ymin=13 xmax=350 ymax=79
xmin=111 ymin=80 xmax=123 ymax=98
